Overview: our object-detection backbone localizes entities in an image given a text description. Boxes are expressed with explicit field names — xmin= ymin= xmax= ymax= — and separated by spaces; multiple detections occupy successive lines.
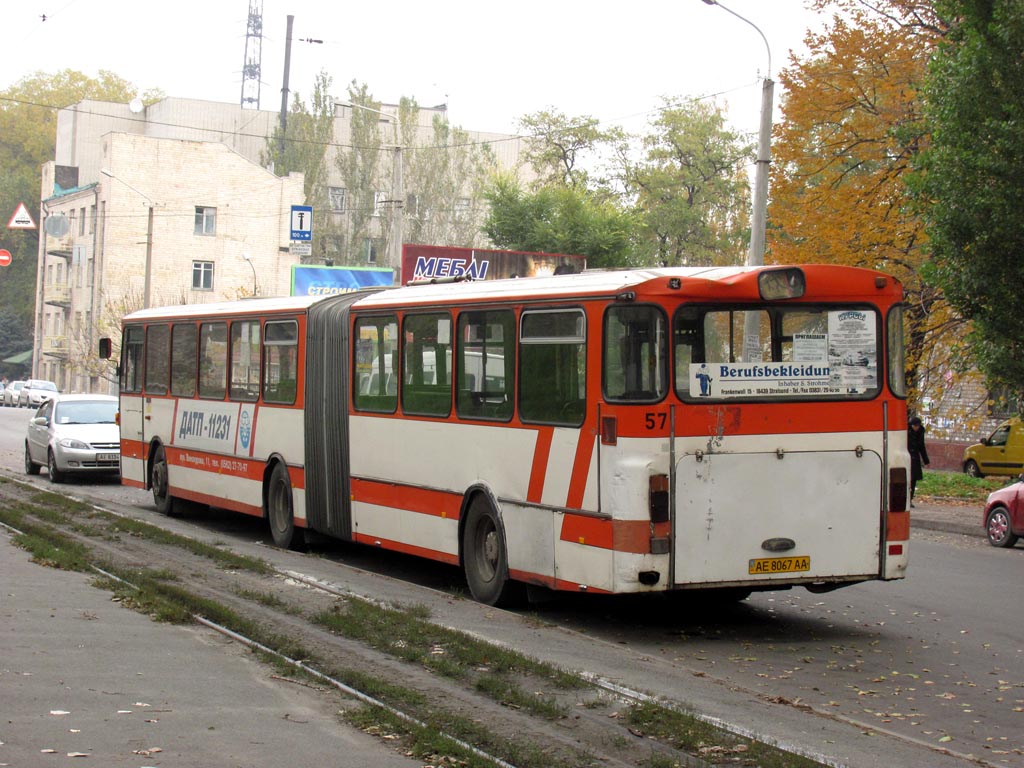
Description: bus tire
xmin=462 ymin=496 xmax=523 ymax=607
xmin=267 ymin=462 xmax=304 ymax=550
xmin=151 ymin=444 xmax=180 ymax=517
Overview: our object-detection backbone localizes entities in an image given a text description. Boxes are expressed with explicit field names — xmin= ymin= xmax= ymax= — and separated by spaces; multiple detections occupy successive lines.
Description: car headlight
xmin=58 ymin=437 xmax=92 ymax=450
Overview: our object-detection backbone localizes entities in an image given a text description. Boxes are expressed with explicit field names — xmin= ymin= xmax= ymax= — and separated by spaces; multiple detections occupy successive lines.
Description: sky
xmin=2 ymin=0 xmax=829 ymax=141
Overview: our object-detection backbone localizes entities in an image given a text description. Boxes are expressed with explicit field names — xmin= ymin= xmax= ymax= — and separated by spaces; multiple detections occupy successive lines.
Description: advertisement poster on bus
xmin=402 ymin=244 xmax=586 ymax=285
xmin=291 ymin=265 xmax=394 ymax=296
xmin=688 ymin=310 xmax=878 ymax=398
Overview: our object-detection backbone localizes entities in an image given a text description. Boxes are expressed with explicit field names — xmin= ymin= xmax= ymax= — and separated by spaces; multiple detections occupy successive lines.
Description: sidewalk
xmin=0 ymin=535 xmax=421 ymax=768
xmin=910 ymin=497 xmax=983 ymax=538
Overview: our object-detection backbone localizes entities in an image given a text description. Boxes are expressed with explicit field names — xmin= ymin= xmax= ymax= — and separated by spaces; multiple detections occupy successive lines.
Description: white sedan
xmin=25 ymin=394 xmax=120 ymax=483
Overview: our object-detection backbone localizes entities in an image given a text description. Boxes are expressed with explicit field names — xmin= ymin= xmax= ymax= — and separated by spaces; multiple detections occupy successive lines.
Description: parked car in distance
xmin=18 ymin=379 xmax=59 ymax=408
xmin=982 ymin=476 xmax=1024 ymax=547
xmin=963 ymin=418 xmax=1024 ymax=478
xmin=25 ymin=394 xmax=120 ymax=483
xmin=2 ymin=380 xmax=25 ymax=407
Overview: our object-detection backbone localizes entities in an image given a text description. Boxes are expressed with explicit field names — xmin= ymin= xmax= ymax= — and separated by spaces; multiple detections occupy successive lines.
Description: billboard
xmin=402 ymin=244 xmax=586 ymax=285
xmin=290 ymin=265 xmax=394 ymax=296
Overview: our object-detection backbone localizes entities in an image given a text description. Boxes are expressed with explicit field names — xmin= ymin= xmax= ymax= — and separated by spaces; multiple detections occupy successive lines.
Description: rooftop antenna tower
xmin=240 ymin=0 xmax=263 ymax=109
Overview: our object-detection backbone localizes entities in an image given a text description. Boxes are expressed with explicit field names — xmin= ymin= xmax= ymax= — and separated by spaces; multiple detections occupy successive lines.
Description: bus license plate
xmin=748 ymin=556 xmax=810 ymax=575
xmin=97 ymin=453 xmax=119 ymax=462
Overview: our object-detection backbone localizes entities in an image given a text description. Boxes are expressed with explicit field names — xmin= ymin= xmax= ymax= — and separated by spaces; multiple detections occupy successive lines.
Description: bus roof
xmin=122 ymin=265 xmax=902 ymax=323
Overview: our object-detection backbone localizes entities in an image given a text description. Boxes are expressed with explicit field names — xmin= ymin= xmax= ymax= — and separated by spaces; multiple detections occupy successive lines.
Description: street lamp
xmin=701 ymin=0 xmax=773 ymax=267
xmin=242 ymin=254 xmax=258 ymax=296
xmin=341 ymin=101 xmax=404 ymax=285
xmin=100 ymin=168 xmax=155 ymax=308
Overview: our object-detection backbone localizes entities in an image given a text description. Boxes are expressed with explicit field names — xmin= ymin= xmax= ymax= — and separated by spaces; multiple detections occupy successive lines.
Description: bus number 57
xmin=645 ymin=412 xmax=666 ymax=430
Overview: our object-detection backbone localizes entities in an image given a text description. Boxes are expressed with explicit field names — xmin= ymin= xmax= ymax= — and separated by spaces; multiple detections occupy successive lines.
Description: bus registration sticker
xmin=748 ymin=556 xmax=811 ymax=575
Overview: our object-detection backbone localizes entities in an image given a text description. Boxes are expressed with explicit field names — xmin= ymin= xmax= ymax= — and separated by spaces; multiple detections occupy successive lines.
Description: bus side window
xmin=230 ymin=320 xmax=261 ymax=401
xmin=402 ymin=312 xmax=452 ymax=417
xmin=145 ymin=324 xmax=170 ymax=395
xmin=673 ymin=308 xmax=704 ymax=397
xmin=263 ymin=320 xmax=298 ymax=404
xmin=170 ymin=323 xmax=198 ymax=397
xmin=121 ymin=326 xmax=144 ymax=393
xmin=520 ymin=309 xmax=586 ymax=426
xmin=199 ymin=322 xmax=228 ymax=399
xmin=353 ymin=315 xmax=398 ymax=413
xmin=457 ymin=310 xmax=514 ymax=421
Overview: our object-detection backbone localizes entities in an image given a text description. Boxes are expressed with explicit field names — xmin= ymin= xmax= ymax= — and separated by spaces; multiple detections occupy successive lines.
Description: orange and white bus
xmin=105 ymin=264 xmax=910 ymax=605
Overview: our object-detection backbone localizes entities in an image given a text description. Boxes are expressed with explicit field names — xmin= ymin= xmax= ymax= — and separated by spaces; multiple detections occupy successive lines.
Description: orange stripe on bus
xmin=527 ymin=428 xmax=553 ymax=503
xmin=351 ymin=532 xmax=460 ymax=566
xmin=508 ymin=568 xmax=612 ymax=594
xmin=559 ymin=514 xmax=653 ymax=554
xmin=351 ymin=477 xmax=462 ymax=519
xmin=160 ymin=446 xmax=306 ymax=490
xmin=887 ymin=509 xmax=910 ymax=541
xmin=566 ymin=429 xmax=595 ymax=508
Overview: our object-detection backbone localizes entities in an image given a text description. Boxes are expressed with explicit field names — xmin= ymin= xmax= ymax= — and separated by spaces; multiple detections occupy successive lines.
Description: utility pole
xmin=278 ymin=14 xmax=294 ymax=157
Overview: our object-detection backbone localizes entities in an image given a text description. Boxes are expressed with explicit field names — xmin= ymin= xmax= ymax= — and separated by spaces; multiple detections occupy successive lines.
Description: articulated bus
xmin=104 ymin=265 xmax=910 ymax=605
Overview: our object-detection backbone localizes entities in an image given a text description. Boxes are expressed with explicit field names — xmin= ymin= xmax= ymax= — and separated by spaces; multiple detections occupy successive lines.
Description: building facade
xmin=35 ymin=132 xmax=304 ymax=394
xmin=35 ymin=97 xmax=528 ymax=393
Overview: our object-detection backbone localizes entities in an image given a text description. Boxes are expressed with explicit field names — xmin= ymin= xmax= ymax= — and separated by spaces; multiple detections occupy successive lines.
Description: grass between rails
xmin=0 ymin=487 xmax=832 ymax=768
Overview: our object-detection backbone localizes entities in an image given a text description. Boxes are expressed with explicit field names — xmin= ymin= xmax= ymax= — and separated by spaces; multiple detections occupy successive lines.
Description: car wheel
xmin=986 ymin=506 xmax=1019 ymax=548
xmin=150 ymin=444 xmax=180 ymax=516
xmin=47 ymin=450 xmax=64 ymax=484
xmin=267 ymin=462 xmax=304 ymax=549
xmin=462 ymin=495 xmax=525 ymax=607
xmin=24 ymin=443 xmax=40 ymax=475
xmin=964 ymin=460 xmax=982 ymax=478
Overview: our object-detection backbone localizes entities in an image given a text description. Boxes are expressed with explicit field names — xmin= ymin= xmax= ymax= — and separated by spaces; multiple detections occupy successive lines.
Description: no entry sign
xmin=0 ymin=249 xmax=12 ymax=267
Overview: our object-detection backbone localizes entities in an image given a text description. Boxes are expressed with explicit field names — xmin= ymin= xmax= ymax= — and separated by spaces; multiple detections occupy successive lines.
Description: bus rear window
xmin=674 ymin=305 xmax=880 ymax=400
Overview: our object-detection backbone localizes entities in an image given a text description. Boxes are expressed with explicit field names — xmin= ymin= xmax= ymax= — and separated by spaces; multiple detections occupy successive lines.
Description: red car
xmin=983 ymin=478 xmax=1024 ymax=547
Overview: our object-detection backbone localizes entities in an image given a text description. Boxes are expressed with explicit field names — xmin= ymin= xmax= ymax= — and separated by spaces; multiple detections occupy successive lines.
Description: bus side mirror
xmin=98 ymin=337 xmax=112 ymax=359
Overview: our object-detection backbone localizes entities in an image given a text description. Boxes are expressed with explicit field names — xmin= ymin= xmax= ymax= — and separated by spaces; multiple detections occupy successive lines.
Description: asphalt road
xmin=1 ymin=403 xmax=1021 ymax=767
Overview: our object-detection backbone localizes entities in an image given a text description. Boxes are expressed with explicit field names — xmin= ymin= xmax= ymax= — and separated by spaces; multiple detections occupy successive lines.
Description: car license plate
xmin=97 ymin=453 xmax=119 ymax=462
xmin=748 ymin=556 xmax=810 ymax=575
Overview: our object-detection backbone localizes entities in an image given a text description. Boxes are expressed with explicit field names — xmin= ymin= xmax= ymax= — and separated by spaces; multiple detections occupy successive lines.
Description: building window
xmin=79 ymin=207 xmax=86 ymax=235
xmin=192 ymin=260 xmax=214 ymax=290
xmin=89 ymin=204 xmax=96 ymax=234
xmin=328 ymin=187 xmax=346 ymax=212
xmin=454 ymin=198 xmax=471 ymax=219
xmin=194 ymin=206 xmax=216 ymax=235
xmin=362 ymin=238 xmax=381 ymax=264
xmin=372 ymin=191 xmax=388 ymax=217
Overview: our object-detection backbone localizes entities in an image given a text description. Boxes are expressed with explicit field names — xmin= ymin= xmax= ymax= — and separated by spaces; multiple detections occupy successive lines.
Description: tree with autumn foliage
xmin=769 ymin=1 xmax=973 ymax=422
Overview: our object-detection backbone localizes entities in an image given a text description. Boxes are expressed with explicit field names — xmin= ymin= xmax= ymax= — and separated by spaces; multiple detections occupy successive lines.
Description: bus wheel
xmin=462 ymin=496 xmax=523 ymax=607
xmin=151 ymin=445 xmax=179 ymax=516
xmin=267 ymin=462 xmax=304 ymax=550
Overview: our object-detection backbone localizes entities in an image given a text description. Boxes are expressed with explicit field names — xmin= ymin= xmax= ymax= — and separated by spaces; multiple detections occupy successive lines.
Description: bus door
xmin=118 ymin=325 xmax=147 ymax=485
xmin=673 ymin=448 xmax=883 ymax=586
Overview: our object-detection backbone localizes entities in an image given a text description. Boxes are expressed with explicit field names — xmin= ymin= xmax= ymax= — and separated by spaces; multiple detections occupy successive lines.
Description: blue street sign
xmin=290 ymin=205 xmax=313 ymax=241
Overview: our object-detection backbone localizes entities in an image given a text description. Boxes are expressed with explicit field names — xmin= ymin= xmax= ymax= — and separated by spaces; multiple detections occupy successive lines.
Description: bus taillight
xmin=649 ymin=474 xmax=669 ymax=523
xmin=889 ymin=467 xmax=908 ymax=512
xmin=601 ymin=416 xmax=617 ymax=445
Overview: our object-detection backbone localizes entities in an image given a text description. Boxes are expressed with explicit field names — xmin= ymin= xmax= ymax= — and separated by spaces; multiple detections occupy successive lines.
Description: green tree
xmin=0 ymin=70 xmax=160 ymax=329
xmin=482 ymin=174 xmax=638 ymax=268
xmin=401 ymin=104 xmax=497 ymax=249
xmin=262 ymin=70 xmax=336 ymax=262
xmin=625 ymin=98 xmax=751 ymax=267
xmin=517 ymin=109 xmax=626 ymax=189
xmin=916 ymin=0 xmax=1024 ymax=398
xmin=336 ymin=81 xmax=384 ymax=264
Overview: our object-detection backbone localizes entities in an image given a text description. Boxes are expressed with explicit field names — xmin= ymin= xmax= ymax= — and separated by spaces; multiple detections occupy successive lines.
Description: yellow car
xmin=963 ymin=418 xmax=1024 ymax=478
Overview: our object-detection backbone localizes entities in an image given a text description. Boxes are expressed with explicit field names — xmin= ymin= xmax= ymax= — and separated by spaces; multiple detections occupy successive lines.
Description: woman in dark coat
xmin=908 ymin=416 xmax=929 ymax=507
